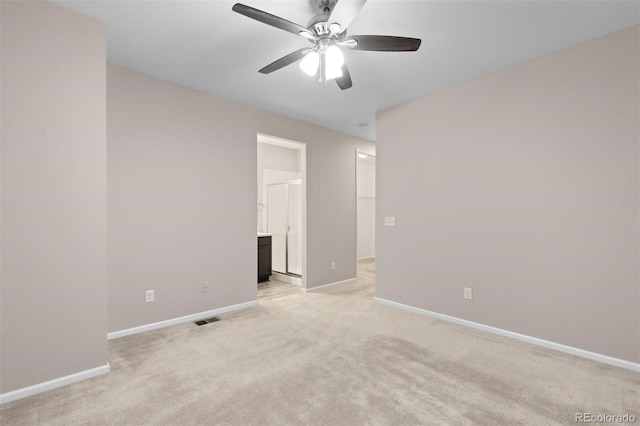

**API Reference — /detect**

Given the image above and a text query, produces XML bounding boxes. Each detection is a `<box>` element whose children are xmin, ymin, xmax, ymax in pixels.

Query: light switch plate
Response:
<box><xmin>384</xmin><ymin>217</ymin><xmax>396</xmax><ymax>227</ymax></box>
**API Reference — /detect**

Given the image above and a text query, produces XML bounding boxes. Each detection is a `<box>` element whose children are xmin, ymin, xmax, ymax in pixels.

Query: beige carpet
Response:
<box><xmin>1</xmin><ymin>260</ymin><xmax>638</xmax><ymax>425</ymax></box>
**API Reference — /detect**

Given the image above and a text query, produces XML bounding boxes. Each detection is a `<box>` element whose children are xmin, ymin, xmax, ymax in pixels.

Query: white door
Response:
<box><xmin>267</xmin><ymin>184</ymin><xmax>287</xmax><ymax>273</ymax></box>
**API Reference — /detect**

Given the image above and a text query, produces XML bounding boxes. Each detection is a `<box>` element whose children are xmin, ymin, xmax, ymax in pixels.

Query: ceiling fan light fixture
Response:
<box><xmin>325</xmin><ymin>62</ymin><xmax>343</xmax><ymax>80</ymax></box>
<box><xmin>324</xmin><ymin>45</ymin><xmax>344</xmax><ymax>80</ymax></box>
<box><xmin>299</xmin><ymin>51</ymin><xmax>320</xmax><ymax>76</ymax></box>
<box><xmin>232</xmin><ymin>1</ymin><xmax>422</xmax><ymax>91</ymax></box>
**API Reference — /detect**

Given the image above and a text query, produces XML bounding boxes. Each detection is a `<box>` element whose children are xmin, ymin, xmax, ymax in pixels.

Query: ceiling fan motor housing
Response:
<box><xmin>311</xmin><ymin>22</ymin><xmax>331</xmax><ymax>37</ymax></box>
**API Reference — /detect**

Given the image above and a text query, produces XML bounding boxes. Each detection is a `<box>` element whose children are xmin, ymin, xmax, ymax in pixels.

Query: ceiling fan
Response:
<box><xmin>232</xmin><ymin>0</ymin><xmax>421</xmax><ymax>90</ymax></box>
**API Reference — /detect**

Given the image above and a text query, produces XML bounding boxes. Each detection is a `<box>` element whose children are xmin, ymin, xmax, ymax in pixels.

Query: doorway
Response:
<box><xmin>257</xmin><ymin>134</ymin><xmax>306</xmax><ymax>298</ymax></box>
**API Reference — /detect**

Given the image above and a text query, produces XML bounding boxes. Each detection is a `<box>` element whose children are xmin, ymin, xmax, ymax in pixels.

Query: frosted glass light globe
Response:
<box><xmin>299</xmin><ymin>51</ymin><xmax>319</xmax><ymax>76</ymax></box>
<box><xmin>325</xmin><ymin>45</ymin><xmax>344</xmax><ymax>80</ymax></box>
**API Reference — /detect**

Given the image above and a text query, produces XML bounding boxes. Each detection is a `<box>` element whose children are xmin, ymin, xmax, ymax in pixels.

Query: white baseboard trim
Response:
<box><xmin>303</xmin><ymin>277</ymin><xmax>357</xmax><ymax>293</ymax></box>
<box><xmin>0</xmin><ymin>363</ymin><xmax>110</xmax><ymax>405</ymax></box>
<box><xmin>107</xmin><ymin>300</ymin><xmax>258</xmax><ymax>340</ymax></box>
<box><xmin>271</xmin><ymin>272</ymin><xmax>302</xmax><ymax>286</ymax></box>
<box><xmin>374</xmin><ymin>297</ymin><xmax>640</xmax><ymax>372</ymax></box>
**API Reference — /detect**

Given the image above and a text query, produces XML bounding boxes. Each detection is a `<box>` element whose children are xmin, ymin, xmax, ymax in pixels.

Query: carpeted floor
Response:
<box><xmin>1</xmin><ymin>260</ymin><xmax>638</xmax><ymax>425</ymax></box>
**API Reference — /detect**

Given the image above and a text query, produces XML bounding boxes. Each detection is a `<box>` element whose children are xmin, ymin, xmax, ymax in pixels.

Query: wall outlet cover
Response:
<box><xmin>464</xmin><ymin>287</ymin><xmax>473</xmax><ymax>300</ymax></box>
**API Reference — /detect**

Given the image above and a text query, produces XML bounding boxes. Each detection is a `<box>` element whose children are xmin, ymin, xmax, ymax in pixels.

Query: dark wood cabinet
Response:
<box><xmin>258</xmin><ymin>236</ymin><xmax>272</xmax><ymax>283</ymax></box>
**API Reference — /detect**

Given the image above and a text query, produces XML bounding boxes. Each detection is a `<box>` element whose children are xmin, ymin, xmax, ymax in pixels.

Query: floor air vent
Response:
<box><xmin>194</xmin><ymin>316</ymin><xmax>221</xmax><ymax>326</ymax></box>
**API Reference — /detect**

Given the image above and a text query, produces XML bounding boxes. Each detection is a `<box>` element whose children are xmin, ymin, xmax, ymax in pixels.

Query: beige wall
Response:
<box><xmin>1</xmin><ymin>2</ymin><xmax>108</xmax><ymax>393</ymax></box>
<box><xmin>376</xmin><ymin>26</ymin><xmax>639</xmax><ymax>363</ymax></box>
<box><xmin>107</xmin><ymin>66</ymin><xmax>374</xmax><ymax>332</ymax></box>
<box><xmin>257</xmin><ymin>143</ymin><xmax>301</xmax><ymax>174</ymax></box>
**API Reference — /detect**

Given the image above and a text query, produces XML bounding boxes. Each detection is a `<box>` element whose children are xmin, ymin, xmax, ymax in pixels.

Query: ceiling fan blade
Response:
<box><xmin>259</xmin><ymin>48</ymin><xmax>310</xmax><ymax>74</ymax></box>
<box><xmin>232</xmin><ymin>3</ymin><xmax>314</xmax><ymax>39</ymax></box>
<box><xmin>347</xmin><ymin>35</ymin><xmax>421</xmax><ymax>51</ymax></box>
<box><xmin>328</xmin><ymin>0</ymin><xmax>367</xmax><ymax>32</ymax></box>
<box><xmin>335</xmin><ymin>63</ymin><xmax>352</xmax><ymax>90</ymax></box>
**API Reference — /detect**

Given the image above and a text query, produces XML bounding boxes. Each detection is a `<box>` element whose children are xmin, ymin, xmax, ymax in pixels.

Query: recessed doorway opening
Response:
<box><xmin>257</xmin><ymin>134</ymin><xmax>307</xmax><ymax>299</ymax></box>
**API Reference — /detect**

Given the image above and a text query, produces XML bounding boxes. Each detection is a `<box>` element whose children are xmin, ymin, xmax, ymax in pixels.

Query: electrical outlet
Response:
<box><xmin>145</xmin><ymin>290</ymin><xmax>155</xmax><ymax>303</ymax></box>
<box><xmin>331</xmin><ymin>261</ymin><xmax>336</xmax><ymax>270</ymax></box>
<box><xmin>202</xmin><ymin>282</ymin><xmax>209</xmax><ymax>293</ymax></box>
<box><xmin>384</xmin><ymin>217</ymin><xmax>397</xmax><ymax>227</ymax></box>
<box><xmin>464</xmin><ymin>287</ymin><xmax>473</xmax><ymax>300</ymax></box>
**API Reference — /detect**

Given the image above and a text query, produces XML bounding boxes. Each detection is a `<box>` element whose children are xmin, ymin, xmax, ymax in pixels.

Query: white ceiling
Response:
<box><xmin>54</xmin><ymin>0</ymin><xmax>639</xmax><ymax>141</ymax></box>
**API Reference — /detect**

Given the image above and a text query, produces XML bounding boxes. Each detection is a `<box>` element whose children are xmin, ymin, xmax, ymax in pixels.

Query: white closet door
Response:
<box><xmin>267</xmin><ymin>184</ymin><xmax>286</xmax><ymax>273</ymax></box>
<box><xmin>287</xmin><ymin>182</ymin><xmax>302</xmax><ymax>275</ymax></box>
